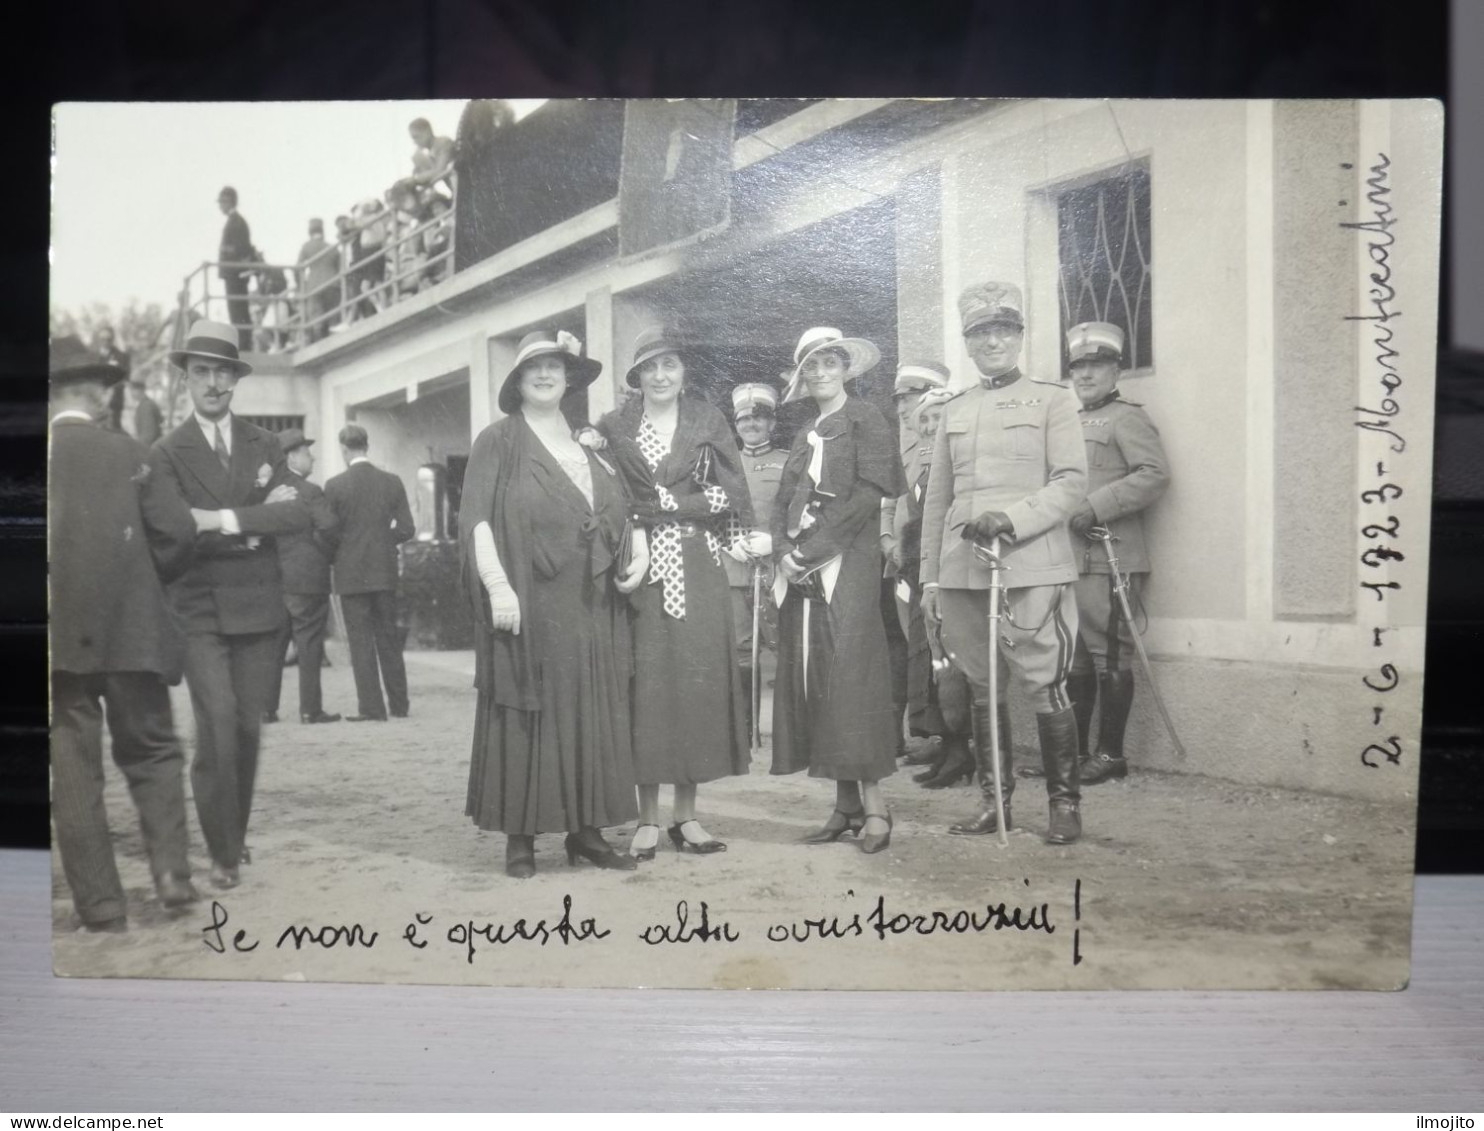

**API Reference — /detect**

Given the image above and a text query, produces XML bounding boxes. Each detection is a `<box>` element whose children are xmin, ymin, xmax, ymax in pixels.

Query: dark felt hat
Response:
<box><xmin>50</xmin><ymin>335</ymin><xmax>126</xmax><ymax>388</ymax></box>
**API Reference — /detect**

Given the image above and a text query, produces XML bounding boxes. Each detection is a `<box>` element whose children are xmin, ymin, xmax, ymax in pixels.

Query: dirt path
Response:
<box><xmin>52</xmin><ymin>642</ymin><xmax>1415</xmax><ymax>990</ymax></box>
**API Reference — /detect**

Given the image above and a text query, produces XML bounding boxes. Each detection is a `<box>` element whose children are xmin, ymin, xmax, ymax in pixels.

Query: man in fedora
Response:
<box><xmin>1063</xmin><ymin>320</ymin><xmax>1170</xmax><ymax>785</ymax></box>
<box><xmin>266</xmin><ymin>428</ymin><xmax>342</xmax><ymax>726</ymax></box>
<box><xmin>325</xmin><ymin>424</ymin><xmax>415</xmax><ymax>722</ymax></box>
<box><xmin>49</xmin><ymin>336</ymin><xmax>200</xmax><ymax>930</ymax></box>
<box><xmin>151</xmin><ymin>319</ymin><xmax>311</xmax><ymax>888</ymax></box>
<box><xmin>920</xmin><ymin>281</ymin><xmax>1089</xmax><ymax>845</ymax></box>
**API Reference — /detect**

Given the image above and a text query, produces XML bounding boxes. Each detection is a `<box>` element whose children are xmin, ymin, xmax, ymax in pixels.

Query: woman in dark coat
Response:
<box><xmin>771</xmin><ymin>327</ymin><xmax>907</xmax><ymax>854</ymax></box>
<box><xmin>460</xmin><ymin>329</ymin><xmax>649</xmax><ymax>878</ymax></box>
<box><xmin>596</xmin><ymin>326</ymin><xmax>760</xmax><ymax>859</ymax></box>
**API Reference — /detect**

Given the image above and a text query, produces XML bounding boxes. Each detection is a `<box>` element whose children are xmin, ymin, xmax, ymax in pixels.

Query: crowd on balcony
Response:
<box><xmin>215</xmin><ymin>117</ymin><xmax>459</xmax><ymax>355</ymax></box>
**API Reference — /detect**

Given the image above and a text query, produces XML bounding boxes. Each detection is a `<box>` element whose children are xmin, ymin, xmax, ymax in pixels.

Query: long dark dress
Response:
<box><xmin>460</xmin><ymin>414</ymin><xmax>638</xmax><ymax>834</ymax></box>
<box><xmin>597</xmin><ymin>395</ymin><xmax>753</xmax><ymax>786</ymax></box>
<box><xmin>771</xmin><ymin>396</ymin><xmax>907</xmax><ymax>782</ymax></box>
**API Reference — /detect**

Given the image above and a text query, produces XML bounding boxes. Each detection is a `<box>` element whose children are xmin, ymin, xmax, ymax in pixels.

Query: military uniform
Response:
<box><xmin>920</xmin><ymin>282</ymin><xmax>1088</xmax><ymax>844</ymax></box>
<box><xmin>1063</xmin><ymin>321</ymin><xmax>1170</xmax><ymax>784</ymax></box>
<box><xmin>723</xmin><ymin>382</ymin><xmax>788</xmax><ymax>659</ymax></box>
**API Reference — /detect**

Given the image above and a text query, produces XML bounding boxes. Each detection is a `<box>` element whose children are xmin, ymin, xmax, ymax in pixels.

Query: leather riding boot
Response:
<box><xmin>1068</xmin><ymin>667</ymin><xmax>1098</xmax><ymax>760</ymax></box>
<box><xmin>1083</xmin><ymin>670</ymin><xmax>1134</xmax><ymax>785</ymax></box>
<box><xmin>1038</xmin><ymin>707</ymin><xmax>1082</xmax><ymax>845</ymax></box>
<box><xmin>949</xmin><ymin>701</ymin><xmax>1014</xmax><ymax>835</ymax></box>
<box><xmin>919</xmin><ymin>733</ymin><xmax>973</xmax><ymax>788</ymax></box>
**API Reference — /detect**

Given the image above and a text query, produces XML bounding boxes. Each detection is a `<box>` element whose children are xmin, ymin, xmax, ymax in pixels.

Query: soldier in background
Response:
<box><xmin>49</xmin><ymin>337</ymin><xmax>200</xmax><ymax>930</ymax></box>
<box><xmin>723</xmin><ymin>381</ymin><xmax>787</xmax><ymax>682</ymax></box>
<box><xmin>1063</xmin><ymin>321</ymin><xmax>1170</xmax><ymax>784</ymax></box>
<box><xmin>920</xmin><ymin>282</ymin><xmax>1088</xmax><ymax>845</ymax></box>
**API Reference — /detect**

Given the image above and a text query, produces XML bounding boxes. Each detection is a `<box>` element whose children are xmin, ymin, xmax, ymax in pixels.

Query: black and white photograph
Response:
<box><xmin>46</xmin><ymin>96</ymin><xmax>1441</xmax><ymax>990</ymax></box>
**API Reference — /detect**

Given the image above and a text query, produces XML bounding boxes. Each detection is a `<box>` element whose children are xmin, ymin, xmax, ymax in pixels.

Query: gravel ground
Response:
<box><xmin>52</xmin><ymin>641</ymin><xmax>1416</xmax><ymax>991</ymax></box>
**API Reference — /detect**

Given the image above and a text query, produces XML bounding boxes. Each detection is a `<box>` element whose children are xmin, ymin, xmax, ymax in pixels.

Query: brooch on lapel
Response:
<box><xmin>130</xmin><ymin>462</ymin><xmax>150</xmax><ymax>484</ymax></box>
<box><xmin>256</xmin><ymin>463</ymin><xmax>273</xmax><ymax>488</ymax></box>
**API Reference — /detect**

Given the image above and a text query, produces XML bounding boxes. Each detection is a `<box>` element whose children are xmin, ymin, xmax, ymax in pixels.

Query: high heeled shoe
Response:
<box><xmin>668</xmin><ymin>820</ymin><xmax>727</xmax><ymax>854</ymax></box>
<box><xmin>801</xmin><ymin>807</ymin><xmax>865</xmax><ymax>844</ymax></box>
<box><xmin>860</xmin><ymin>811</ymin><xmax>893</xmax><ymax>855</ymax></box>
<box><xmin>565</xmin><ymin>831</ymin><xmax>638</xmax><ymax>871</ymax></box>
<box><xmin>505</xmin><ymin>834</ymin><xmax>536</xmax><ymax>879</ymax></box>
<box><xmin>629</xmin><ymin>824</ymin><xmax>662</xmax><ymax>861</ymax></box>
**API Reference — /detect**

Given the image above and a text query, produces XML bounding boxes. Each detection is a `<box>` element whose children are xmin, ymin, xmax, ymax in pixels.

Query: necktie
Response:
<box><xmin>214</xmin><ymin>423</ymin><xmax>230</xmax><ymax>470</ymax></box>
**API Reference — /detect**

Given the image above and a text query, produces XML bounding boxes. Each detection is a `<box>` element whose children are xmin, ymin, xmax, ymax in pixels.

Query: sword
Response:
<box><xmin>750</xmin><ymin>563</ymin><xmax>763</xmax><ymax>756</ymax></box>
<box><xmin>1088</xmin><ymin>526</ymin><xmax>1186</xmax><ymax>760</ymax></box>
<box><xmin>969</xmin><ymin>535</ymin><xmax>1011</xmax><ymax>848</ymax></box>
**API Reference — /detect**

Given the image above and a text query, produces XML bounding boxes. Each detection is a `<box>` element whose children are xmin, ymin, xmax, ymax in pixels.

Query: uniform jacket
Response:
<box><xmin>920</xmin><ymin>371</ymin><xmax>1087</xmax><ymax>590</ymax></box>
<box><xmin>723</xmin><ymin>445</ymin><xmax>788</xmax><ymax>588</ymax></box>
<box><xmin>325</xmin><ymin>460</ymin><xmax>415</xmax><ymax>594</ymax></box>
<box><xmin>50</xmin><ymin>418</ymin><xmax>196</xmax><ymax>680</ymax></box>
<box><xmin>276</xmin><ymin>471</ymin><xmax>339</xmax><ymax>595</ymax></box>
<box><xmin>151</xmin><ymin>414</ymin><xmax>311</xmax><ymax>636</ymax></box>
<box><xmin>888</xmin><ymin>442</ymin><xmax>935</xmax><ymax>578</ymax></box>
<box><xmin>878</xmin><ymin>426</ymin><xmax>917</xmax><ymax>540</ymax></box>
<box><xmin>1077</xmin><ymin>392</ymin><xmax>1170</xmax><ymax>575</ymax></box>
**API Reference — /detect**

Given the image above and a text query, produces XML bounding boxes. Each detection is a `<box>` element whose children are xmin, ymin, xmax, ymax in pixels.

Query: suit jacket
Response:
<box><xmin>219</xmin><ymin>211</ymin><xmax>252</xmax><ymax>280</ymax></box>
<box><xmin>151</xmin><ymin>414</ymin><xmax>311</xmax><ymax>635</ymax></box>
<box><xmin>276</xmin><ymin>471</ymin><xmax>338</xmax><ymax>595</ymax></box>
<box><xmin>325</xmin><ymin>461</ymin><xmax>415</xmax><ymax>594</ymax></box>
<box><xmin>50</xmin><ymin>418</ymin><xmax>195</xmax><ymax>680</ymax></box>
<box><xmin>1077</xmin><ymin>393</ymin><xmax>1170</xmax><ymax>575</ymax></box>
<box><xmin>920</xmin><ymin>372</ymin><xmax>1087</xmax><ymax>590</ymax></box>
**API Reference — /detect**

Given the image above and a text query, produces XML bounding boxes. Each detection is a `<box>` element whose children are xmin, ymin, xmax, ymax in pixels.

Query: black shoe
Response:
<box><xmin>920</xmin><ymin>735</ymin><xmax>974</xmax><ymax>788</ymax></box>
<box><xmin>801</xmin><ymin>807</ymin><xmax>865</xmax><ymax>844</ymax></box>
<box><xmin>84</xmin><ymin>916</ymin><xmax>128</xmax><ymax>934</ymax></box>
<box><xmin>301</xmin><ymin>711</ymin><xmax>342</xmax><ymax>724</ymax></box>
<box><xmin>156</xmin><ymin>874</ymin><xmax>200</xmax><ymax>908</ymax></box>
<box><xmin>346</xmin><ymin>714</ymin><xmax>388</xmax><ymax>722</ymax></box>
<box><xmin>905</xmin><ymin>736</ymin><xmax>943</xmax><ymax>768</ymax></box>
<box><xmin>912</xmin><ymin>742</ymin><xmax>950</xmax><ymax>784</ymax></box>
<box><xmin>1047</xmin><ymin>800</ymin><xmax>1082</xmax><ymax>845</ymax></box>
<box><xmin>859</xmin><ymin>810</ymin><xmax>892</xmax><ymax>855</ymax></box>
<box><xmin>565</xmin><ymin>829</ymin><xmax>638</xmax><ymax>870</ymax></box>
<box><xmin>668</xmin><ymin>820</ymin><xmax>727</xmax><ymax>854</ymax></box>
<box><xmin>629</xmin><ymin>824</ymin><xmax>662</xmax><ymax>861</ymax></box>
<box><xmin>1081</xmin><ymin>752</ymin><xmax>1128</xmax><ymax>785</ymax></box>
<box><xmin>505</xmin><ymin>834</ymin><xmax>536</xmax><ymax>879</ymax></box>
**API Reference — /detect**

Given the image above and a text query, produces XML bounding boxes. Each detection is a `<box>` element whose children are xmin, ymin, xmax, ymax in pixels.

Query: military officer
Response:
<box><xmin>880</xmin><ymin>360</ymin><xmax>951</xmax><ymax>626</ymax></box>
<box><xmin>920</xmin><ymin>281</ymin><xmax>1088</xmax><ymax>845</ymax></box>
<box><xmin>724</xmin><ymin>382</ymin><xmax>787</xmax><ymax>671</ymax></box>
<box><xmin>49</xmin><ymin>336</ymin><xmax>200</xmax><ymax>930</ymax></box>
<box><xmin>1064</xmin><ymin>321</ymin><xmax>1170</xmax><ymax>784</ymax></box>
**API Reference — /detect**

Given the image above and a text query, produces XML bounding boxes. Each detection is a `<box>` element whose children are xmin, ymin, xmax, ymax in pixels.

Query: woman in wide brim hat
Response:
<box><xmin>168</xmin><ymin>319</ymin><xmax>254</xmax><ymax>376</ymax></box>
<box><xmin>595</xmin><ymin>324</ymin><xmax>759</xmax><ymax>860</ymax></box>
<box><xmin>781</xmin><ymin>326</ymin><xmax>881</xmax><ymax>404</ymax></box>
<box><xmin>461</xmin><ymin>328</ymin><xmax>648</xmax><ymax>878</ymax></box>
<box><xmin>496</xmin><ymin>329</ymin><xmax>602</xmax><ymax>416</ymax></box>
<box><xmin>769</xmin><ymin>324</ymin><xmax>906</xmax><ymax>854</ymax></box>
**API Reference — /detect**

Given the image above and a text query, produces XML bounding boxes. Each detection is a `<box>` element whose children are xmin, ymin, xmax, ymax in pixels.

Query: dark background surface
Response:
<box><xmin>8</xmin><ymin>0</ymin><xmax>1474</xmax><ymax>869</ymax></box>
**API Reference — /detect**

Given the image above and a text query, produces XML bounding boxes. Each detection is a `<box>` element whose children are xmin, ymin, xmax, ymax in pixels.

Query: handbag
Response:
<box><xmin>616</xmin><ymin>516</ymin><xmax>637</xmax><ymax>575</ymax></box>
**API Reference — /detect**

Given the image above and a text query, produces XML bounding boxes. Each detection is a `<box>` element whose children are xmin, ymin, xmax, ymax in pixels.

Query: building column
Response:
<box><xmin>584</xmin><ymin>287</ymin><xmax>617</xmax><ymax>419</ymax></box>
<box><xmin>484</xmin><ymin>334</ymin><xmax>517</xmax><ymax>426</ymax></box>
<box><xmin>469</xmin><ymin>329</ymin><xmax>493</xmax><ymax>436</ymax></box>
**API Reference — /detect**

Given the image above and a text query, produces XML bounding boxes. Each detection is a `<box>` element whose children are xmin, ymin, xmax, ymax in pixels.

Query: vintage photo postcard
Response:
<box><xmin>47</xmin><ymin>97</ymin><xmax>1440</xmax><ymax>989</ymax></box>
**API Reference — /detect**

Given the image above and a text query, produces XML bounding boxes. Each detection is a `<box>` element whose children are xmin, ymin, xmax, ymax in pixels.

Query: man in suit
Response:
<box><xmin>1063</xmin><ymin>321</ymin><xmax>1170</xmax><ymax>785</ymax></box>
<box><xmin>920</xmin><ymin>281</ymin><xmax>1089</xmax><ymax>845</ymax></box>
<box><xmin>325</xmin><ymin>425</ymin><xmax>414</xmax><ymax>721</ymax></box>
<box><xmin>266</xmin><ymin>428</ymin><xmax>342</xmax><ymax>726</ymax></box>
<box><xmin>49</xmin><ymin>336</ymin><xmax>200</xmax><ymax>931</ymax></box>
<box><xmin>218</xmin><ymin>187</ymin><xmax>254</xmax><ymax>350</ymax></box>
<box><xmin>151</xmin><ymin>319</ymin><xmax>311</xmax><ymax>889</ymax></box>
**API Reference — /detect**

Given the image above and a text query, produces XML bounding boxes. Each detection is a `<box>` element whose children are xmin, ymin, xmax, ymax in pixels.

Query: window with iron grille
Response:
<box><xmin>241</xmin><ymin>415</ymin><xmax>305</xmax><ymax>435</ymax></box>
<box><xmin>1056</xmin><ymin>162</ymin><xmax>1153</xmax><ymax>372</ymax></box>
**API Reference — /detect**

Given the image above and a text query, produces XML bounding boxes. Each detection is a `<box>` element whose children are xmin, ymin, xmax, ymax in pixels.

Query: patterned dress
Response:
<box><xmin>599</xmin><ymin>397</ymin><xmax>753</xmax><ymax>786</ymax></box>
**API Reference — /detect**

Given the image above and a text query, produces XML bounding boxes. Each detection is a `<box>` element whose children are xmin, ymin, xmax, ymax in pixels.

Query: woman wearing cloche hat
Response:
<box><xmin>460</xmin><ymin>328</ymin><xmax>649</xmax><ymax>878</ymax></box>
<box><xmin>770</xmin><ymin>327</ymin><xmax>907</xmax><ymax>854</ymax></box>
<box><xmin>594</xmin><ymin>325</ymin><xmax>761</xmax><ymax>860</ymax></box>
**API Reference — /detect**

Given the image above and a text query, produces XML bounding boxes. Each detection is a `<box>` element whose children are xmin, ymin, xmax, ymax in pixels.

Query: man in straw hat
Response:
<box><xmin>49</xmin><ymin>336</ymin><xmax>201</xmax><ymax>930</ymax></box>
<box><xmin>265</xmin><ymin>428</ymin><xmax>343</xmax><ymax>727</ymax></box>
<box><xmin>151</xmin><ymin>319</ymin><xmax>312</xmax><ymax>889</ymax></box>
<box><xmin>919</xmin><ymin>282</ymin><xmax>1089</xmax><ymax>845</ymax></box>
<box><xmin>1062</xmin><ymin>320</ymin><xmax>1170</xmax><ymax>785</ymax></box>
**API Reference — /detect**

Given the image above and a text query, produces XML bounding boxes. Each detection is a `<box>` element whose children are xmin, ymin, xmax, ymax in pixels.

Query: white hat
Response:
<box><xmin>782</xmin><ymin>327</ymin><xmax>881</xmax><ymax>404</ymax></box>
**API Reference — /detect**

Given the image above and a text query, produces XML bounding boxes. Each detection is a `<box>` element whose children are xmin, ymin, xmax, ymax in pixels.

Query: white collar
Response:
<box><xmin>195</xmin><ymin>410</ymin><xmax>233</xmax><ymax>439</ymax></box>
<box><xmin>349</xmin><ymin>456</ymin><xmax>371</xmax><ymax>466</ymax></box>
